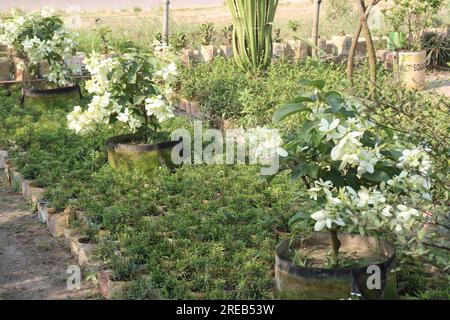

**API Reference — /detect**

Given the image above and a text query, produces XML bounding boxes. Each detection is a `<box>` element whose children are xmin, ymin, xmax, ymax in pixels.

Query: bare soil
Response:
<box><xmin>0</xmin><ymin>180</ymin><xmax>98</xmax><ymax>300</ymax></box>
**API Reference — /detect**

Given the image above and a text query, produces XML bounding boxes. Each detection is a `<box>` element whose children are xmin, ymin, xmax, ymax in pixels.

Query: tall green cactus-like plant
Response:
<box><xmin>225</xmin><ymin>0</ymin><xmax>279</xmax><ymax>72</ymax></box>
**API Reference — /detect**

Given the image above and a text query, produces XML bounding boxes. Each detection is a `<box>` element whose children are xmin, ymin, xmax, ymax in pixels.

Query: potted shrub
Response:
<box><xmin>199</xmin><ymin>22</ymin><xmax>217</xmax><ymax>63</ymax></box>
<box><xmin>67</xmin><ymin>52</ymin><xmax>180</xmax><ymax>174</ymax></box>
<box><xmin>47</xmin><ymin>207</ymin><xmax>74</xmax><ymax>238</ymax></box>
<box><xmin>383</xmin><ymin>0</ymin><xmax>445</xmax><ymax>89</ymax></box>
<box><xmin>0</xmin><ymin>7</ymin><xmax>77</xmax><ymax>86</ymax></box>
<box><xmin>270</xmin><ymin>79</ymin><xmax>434</xmax><ymax>299</ymax></box>
<box><xmin>76</xmin><ymin>224</ymin><xmax>101</xmax><ymax>267</ymax></box>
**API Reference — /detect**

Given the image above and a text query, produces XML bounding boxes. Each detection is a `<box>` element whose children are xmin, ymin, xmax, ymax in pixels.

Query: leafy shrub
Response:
<box><xmin>422</xmin><ymin>31</ymin><xmax>450</xmax><ymax>68</ymax></box>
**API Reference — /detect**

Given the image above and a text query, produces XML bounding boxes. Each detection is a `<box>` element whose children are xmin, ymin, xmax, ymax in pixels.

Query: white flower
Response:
<box><xmin>311</xmin><ymin>210</ymin><xmax>345</xmax><ymax>231</ymax></box>
<box><xmin>331</xmin><ymin>131</ymin><xmax>363</xmax><ymax>170</ymax></box>
<box><xmin>41</xmin><ymin>6</ymin><xmax>55</xmax><ymax>18</ymax></box>
<box><xmin>145</xmin><ymin>95</ymin><xmax>174</xmax><ymax>123</ymax></box>
<box><xmin>155</xmin><ymin>62</ymin><xmax>178</xmax><ymax>83</ymax></box>
<box><xmin>382</xmin><ymin>205</ymin><xmax>393</xmax><ymax>217</ymax></box>
<box><xmin>308</xmin><ymin>179</ymin><xmax>333</xmax><ymax>200</ymax></box>
<box><xmin>398</xmin><ymin>148</ymin><xmax>421</xmax><ymax>168</ymax></box>
<box><xmin>128</xmin><ymin>115</ymin><xmax>143</xmax><ymax>132</ymax></box>
<box><xmin>396</xmin><ymin>205</ymin><xmax>419</xmax><ymax>222</ymax></box>
<box><xmin>252</xmin><ymin>128</ymin><xmax>288</xmax><ymax>163</ymax></box>
<box><xmin>117</xmin><ymin>108</ymin><xmax>131</xmax><ymax>123</ymax></box>
<box><xmin>357</xmin><ymin>149</ymin><xmax>380</xmax><ymax>177</ymax></box>
<box><xmin>319</xmin><ymin>118</ymin><xmax>340</xmax><ymax>133</ymax></box>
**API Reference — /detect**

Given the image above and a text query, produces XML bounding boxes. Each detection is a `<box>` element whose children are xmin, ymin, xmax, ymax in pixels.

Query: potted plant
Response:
<box><xmin>67</xmin><ymin>51</ymin><xmax>180</xmax><ymax>174</ymax></box>
<box><xmin>383</xmin><ymin>0</ymin><xmax>445</xmax><ymax>89</ymax></box>
<box><xmin>219</xmin><ymin>25</ymin><xmax>233</xmax><ymax>58</ymax></box>
<box><xmin>76</xmin><ymin>223</ymin><xmax>101</xmax><ymax>267</ymax></box>
<box><xmin>199</xmin><ymin>22</ymin><xmax>217</xmax><ymax>63</ymax></box>
<box><xmin>270</xmin><ymin>79</ymin><xmax>434</xmax><ymax>299</ymax></box>
<box><xmin>0</xmin><ymin>7</ymin><xmax>77</xmax><ymax>86</ymax></box>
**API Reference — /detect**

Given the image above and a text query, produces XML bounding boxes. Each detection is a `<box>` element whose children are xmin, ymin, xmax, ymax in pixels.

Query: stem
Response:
<box><xmin>330</xmin><ymin>229</ymin><xmax>341</xmax><ymax>267</ymax></box>
<box><xmin>143</xmin><ymin>108</ymin><xmax>149</xmax><ymax>143</ymax></box>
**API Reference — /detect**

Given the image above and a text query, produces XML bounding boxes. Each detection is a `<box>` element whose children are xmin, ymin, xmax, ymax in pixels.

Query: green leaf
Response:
<box><xmin>291</xmin><ymin>92</ymin><xmax>317</xmax><ymax>103</ymax></box>
<box><xmin>291</xmin><ymin>162</ymin><xmax>319</xmax><ymax>180</ymax></box>
<box><xmin>289</xmin><ymin>211</ymin><xmax>311</xmax><ymax>225</ymax></box>
<box><xmin>417</xmin><ymin>226</ymin><xmax>427</xmax><ymax>241</ymax></box>
<box><xmin>325</xmin><ymin>91</ymin><xmax>343</xmax><ymax>111</ymax></box>
<box><xmin>133</xmin><ymin>95</ymin><xmax>146</xmax><ymax>105</ymax></box>
<box><xmin>363</xmin><ymin>170</ymin><xmax>390</xmax><ymax>182</ymax></box>
<box><xmin>300</xmin><ymin>78</ymin><xmax>325</xmax><ymax>89</ymax></box>
<box><xmin>273</xmin><ymin>103</ymin><xmax>306</xmax><ymax>123</ymax></box>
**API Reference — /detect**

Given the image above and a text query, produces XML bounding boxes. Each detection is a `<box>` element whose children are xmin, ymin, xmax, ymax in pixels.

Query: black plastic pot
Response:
<box><xmin>21</xmin><ymin>84</ymin><xmax>82</xmax><ymax>105</ymax></box>
<box><xmin>107</xmin><ymin>134</ymin><xmax>183</xmax><ymax>174</ymax></box>
<box><xmin>275</xmin><ymin>233</ymin><xmax>397</xmax><ymax>300</ymax></box>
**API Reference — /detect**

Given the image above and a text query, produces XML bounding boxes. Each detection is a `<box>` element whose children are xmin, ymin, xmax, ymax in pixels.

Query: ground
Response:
<box><xmin>426</xmin><ymin>70</ymin><xmax>450</xmax><ymax>98</ymax></box>
<box><xmin>0</xmin><ymin>180</ymin><xmax>97</xmax><ymax>300</ymax></box>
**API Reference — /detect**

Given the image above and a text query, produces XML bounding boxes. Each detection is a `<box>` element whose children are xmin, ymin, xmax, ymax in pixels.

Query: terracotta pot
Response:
<box><xmin>77</xmin><ymin>237</ymin><xmax>96</xmax><ymax>267</ymax></box>
<box><xmin>326</xmin><ymin>41</ymin><xmax>337</xmax><ymax>55</ymax></box>
<box><xmin>394</xmin><ymin>50</ymin><xmax>427</xmax><ymax>90</ymax></box>
<box><xmin>3</xmin><ymin>161</ymin><xmax>14</xmax><ymax>187</ymax></box>
<box><xmin>356</xmin><ymin>38</ymin><xmax>367</xmax><ymax>56</ymax></box>
<box><xmin>286</xmin><ymin>40</ymin><xmax>309</xmax><ymax>61</ymax></box>
<box><xmin>219</xmin><ymin>45</ymin><xmax>233</xmax><ymax>58</ymax></box>
<box><xmin>11</xmin><ymin>170</ymin><xmax>22</xmax><ymax>193</ymax></box>
<box><xmin>98</xmin><ymin>270</ymin><xmax>128</xmax><ymax>300</ymax></box>
<box><xmin>21</xmin><ymin>179</ymin><xmax>33</xmax><ymax>201</ymax></box>
<box><xmin>37</xmin><ymin>200</ymin><xmax>50</xmax><ymax>224</ymax></box>
<box><xmin>200</xmin><ymin>45</ymin><xmax>216</xmax><ymax>63</ymax></box>
<box><xmin>331</xmin><ymin>35</ymin><xmax>352</xmax><ymax>56</ymax></box>
<box><xmin>272</xmin><ymin>42</ymin><xmax>287</xmax><ymax>61</ymax></box>
<box><xmin>30</xmin><ymin>186</ymin><xmax>45</xmax><ymax>206</ymax></box>
<box><xmin>0</xmin><ymin>150</ymin><xmax>9</xmax><ymax>169</ymax></box>
<box><xmin>0</xmin><ymin>57</ymin><xmax>11</xmax><ymax>81</ymax></box>
<box><xmin>65</xmin><ymin>56</ymin><xmax>84</xmax><ymax>76</ymax></box>
<box><xmin>14</xmin><ymin>57</ymin><xmax>37</xmax><ymax>82</ymax></box>
<box><xmin>64</xmin><ymin>228</ymin><xmax>81</xmax><ymax>257</ymax></box>
<box><xmin>75</xmin><ymin>210</ymin><xmax>89</xmax><ymax>224</ymax></box>
<box><xmin>178</xmin><ymin>98</ymin><xmax>189</xmax><ymax>111</ymax></box>
<box><xmin>47</xmin><ymin>209</ymin><xmax>69</xmax><ymax>237</ymax></box>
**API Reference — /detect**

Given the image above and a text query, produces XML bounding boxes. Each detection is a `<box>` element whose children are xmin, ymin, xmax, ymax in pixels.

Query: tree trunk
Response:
<box><xmin>347</xmin><ymin>0</ymin><xmax>380</xmax><ymax>92</ymax></box>
<box><xmin>357</xmin><ymin>0</ymin><xmax>378</xmax><ymax>93</ymax></box>
<box><xmin>312</xmin><ymin>0</ymin><xmax>322</xmax><ymax>57</ymax></box>
<box><xmin>330</xmin><ymin>229</ymin><xmax>341</xmax><ymax>267</ymax></box>
<box><xmin>347</xmin><ymin>23</ymin><xmax>363</xmax><ymax>88</ymax></box>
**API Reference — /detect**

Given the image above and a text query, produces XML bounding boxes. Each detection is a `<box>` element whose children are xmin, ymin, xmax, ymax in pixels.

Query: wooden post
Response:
<box><xmin>312</xmin><ymin>0</ymin><xmax>322</xmax><ymax>57</ymax></box>
<box><xmin>162</xmin><ymin>0</ymin><xmax>170</xmax><ymax>45</ymax></box>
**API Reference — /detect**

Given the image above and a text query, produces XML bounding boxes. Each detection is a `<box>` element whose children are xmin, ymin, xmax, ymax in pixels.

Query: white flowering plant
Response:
<box><xmin>0</xmin><ymin>7</ymin><xmax>76</xmax><ymax>85</ymax></box>
<box><xmin>68</xmin><ymin>51</ymin><xmax>177</xmax><ymax>142</ymax></box>
<box><xmin>272</xmin><ymin>79</ymin><xmax>434</xmax><ymax>266</ymax></box>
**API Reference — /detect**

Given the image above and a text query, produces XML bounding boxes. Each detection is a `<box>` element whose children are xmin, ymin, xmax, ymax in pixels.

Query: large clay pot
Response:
<box><xmin>107</xmin><ymin>134</ymin><xmax>182</xmax><ymax>174</ymax></box>
<box><xmin>393</xmin><ymin>50</ymin><xmax>427</xmax><ymax>90</ymax></box>
<box><xmin>275</xmin><ymin>233</ymin><xmax>397</xmax><ymax>300</ymax></box>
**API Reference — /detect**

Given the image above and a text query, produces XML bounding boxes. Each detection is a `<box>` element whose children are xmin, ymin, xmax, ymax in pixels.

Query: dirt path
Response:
<box><xmin>0</xmin><ymin>180</ymin><xmax>97</xmax><ymax>300</ymax></box>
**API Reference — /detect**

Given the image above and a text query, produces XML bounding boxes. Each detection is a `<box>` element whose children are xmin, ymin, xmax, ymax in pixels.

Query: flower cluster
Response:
<box><xmin>273</xmin><ymin>79</ymin><xmax>434</xmax><ymax>245</ymax></box>
<box><xmin>0</xmin><ymin>7</ymin><xmax>77</xmax><ymax>85</ymax></box>
<box><xmin>68</xmin><ymin>52</ymin><xmax>177</xmax><ymax>137</ymax></box>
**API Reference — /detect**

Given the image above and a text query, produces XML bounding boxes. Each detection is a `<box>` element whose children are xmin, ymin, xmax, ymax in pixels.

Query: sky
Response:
<box><xmin>0</xmin><ymin>0</ymin><xmax>226</xmax><ymax>12</ymax></box>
